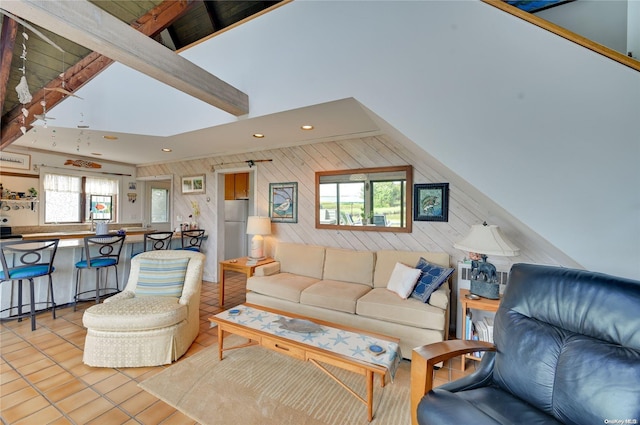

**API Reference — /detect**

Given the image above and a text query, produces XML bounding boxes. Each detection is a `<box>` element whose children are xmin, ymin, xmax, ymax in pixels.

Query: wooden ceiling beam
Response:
<box><xmin>0</xmin><ymin>0</ymin><xmax>217</xmax><ymax>149</ymax></box>
<box><xmin>2</xmin><ymin>1</ymin><xmax>249</xmax><ymax>115</ymax></box>
<box><xmin>0</xmin><ymin>16</ymin><xmax>19</xmax><ymax>118</ymax></box>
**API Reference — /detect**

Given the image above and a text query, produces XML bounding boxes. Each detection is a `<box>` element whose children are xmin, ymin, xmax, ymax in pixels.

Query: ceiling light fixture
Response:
<box><xmin>91</xmin><ymin>152</ymin><xmax>102</xmax><ymax>156</ymax></box>
<box><xmin>103</xmin><ymin>135</ymin><xmax>118</xmax><ymax>140</ymax></box>
<box><xmin>162</xmin><ymin>148</ymin><xmax>172</xmax><ymax>152</ymax></box>
<box><xmin>253</xmin><ymin>133</ymin><xmax>265</xmax><ymax>139</ymax></box>
<box><xmin>301</xmin><ymin>125</ymin><xmax>314</xmax><ymax>130</ymax></box>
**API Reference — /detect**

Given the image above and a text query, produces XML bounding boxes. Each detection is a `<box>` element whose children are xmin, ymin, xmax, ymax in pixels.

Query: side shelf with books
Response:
<box><xmin>460</xmin><ymin>288</ymin><xmax>501</xmax><ymax>371</ymax></box>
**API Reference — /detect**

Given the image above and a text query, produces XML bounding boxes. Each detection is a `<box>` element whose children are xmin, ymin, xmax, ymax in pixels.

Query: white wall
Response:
<box><xmin>172</xmin><ymin>1</ymin><xmax>639</xmax><ymax>279</ymax></box>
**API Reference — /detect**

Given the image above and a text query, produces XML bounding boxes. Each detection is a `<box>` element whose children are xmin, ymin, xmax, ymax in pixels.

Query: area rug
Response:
<box><xmin>139</xmin><ymin>336</ymin><xmax>411</xmax><ymax>425</ymax></box>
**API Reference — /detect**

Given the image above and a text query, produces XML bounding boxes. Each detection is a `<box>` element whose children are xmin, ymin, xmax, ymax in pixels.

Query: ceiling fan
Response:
<box><xmin>33</xmin><ymin>100</ymin><xmax>55</xmax><ymax>126</ymax></box>
<box><xmin>44</xmin><ymin>87</ymin><xmax>83</xmax><ymax>99</ymax></box>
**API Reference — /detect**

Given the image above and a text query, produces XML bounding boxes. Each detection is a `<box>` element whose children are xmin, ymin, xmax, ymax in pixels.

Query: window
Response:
<box><xmin>44</xmin><ymin>174</ymin><xmax>81</xmax><ymax>223</ymax></box>
<box><xmin>44</xmin><ymin>173</ymin><xmax>119</xmax><ymax>224</ymax></box>
<box><xmin>316</xmin><ymin>165</ymin><xmax>412</xmax><ymax>232</ymax></box>
<box><xmin>150</xmin><ymin>187</ymin><xmax>169</xmax><ymax>223</ymax></box>
<box><xmin>85</xmin><ymin>178</ymin><xmax>118</xmax><ymax>222</ymax></box>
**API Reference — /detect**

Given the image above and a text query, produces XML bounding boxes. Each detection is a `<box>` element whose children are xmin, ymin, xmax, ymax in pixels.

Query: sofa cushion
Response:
<box><xmin>386</xmin><ymin>262</ymin><xmax>421</xmax><ymax>299</ymax></box>
<box><xmin>357</xmin><ymin>288</ymin><xmax>445</xmax><ymax>329</ymax></box>
<box><xmin>323</xmin><ymin>248</ymin><xmax>375</xmax><ymax>286</ymax></box>
<box><xmin>410</xmin><ymin>257</ymin><xmax>455</xmax><ymax>302</ymax></box>
<box><xmin>275</xmin><ymin>242</ymin><xmax>325</xmax><ymax>279</ymax></box>
<box><xmin>418</xmin><ymin>386</ymin><xmax>563</xmax><ymax>425</ymax></box>
<box><xmin>247</xmin><ymin>273</ymin><xmax>319</xmax><ymax>303</ymax></box>
<box><xmin>83</xmin><ymin>296</ymin><xmax>187</xmax><ymax>331</ymax></box>
<box><xmin>300</xmin><ymin>280</ymin><xmax>371</xmax><ymax>314</ymax></box>
<box><xmin>135</xmin><ymin>257</ymin><xmax>190</xmax><ymax>297</ymax></box>
<box><xmin>374</xmin><ymin>250</ymin><xmax>450</xmax><ymax>288</ymax></box>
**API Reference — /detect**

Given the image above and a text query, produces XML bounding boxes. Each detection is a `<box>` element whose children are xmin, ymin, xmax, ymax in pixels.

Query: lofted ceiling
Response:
<box><xmin>1</xmin><ymin>1</ymin><xmax>371</xmax><ymax>166</ymax></box>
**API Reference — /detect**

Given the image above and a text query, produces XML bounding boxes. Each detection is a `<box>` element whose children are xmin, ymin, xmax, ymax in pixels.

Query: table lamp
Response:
<box><xmin>246</xmin><ymin>216</ymin><xmax>271</xmax><ymax>260</ymax></box>
<box><xmin>454</xmin><ymin>222</ymin><xmax>519</xmax><ymax>299</ymax></box>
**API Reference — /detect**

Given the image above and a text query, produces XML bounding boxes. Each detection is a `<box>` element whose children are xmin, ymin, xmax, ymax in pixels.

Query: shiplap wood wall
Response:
<box><xmin>137</xmin><ymin>133</ymin><xmax>580</xmax><ymax>285</ymax></box>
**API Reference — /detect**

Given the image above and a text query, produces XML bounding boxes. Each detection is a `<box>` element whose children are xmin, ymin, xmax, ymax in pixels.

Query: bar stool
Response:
<box><xmin>132</xmin><ymin>231</ymin><xmax>174</xmax><ymax>257</ymax></box>
<box><xmin>0</xmin><ymin>239</ymin><xmax>60</xmax><ymax>331</ymax></box>
<box><xmin>74</xmin><ymin>234</ymin><xmax>125</xmax><ymax>310</ymax></box>
<box><xmin>178</xmin><ymin>229</ymin><xmax>205</xmax><ymax>252</ymax></box>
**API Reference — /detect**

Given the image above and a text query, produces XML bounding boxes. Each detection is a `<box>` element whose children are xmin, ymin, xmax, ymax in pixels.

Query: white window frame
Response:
<box><xmin>41</xmin><ymin>169</ymin><xmax>121</xmax><ymax>225</ymax></box>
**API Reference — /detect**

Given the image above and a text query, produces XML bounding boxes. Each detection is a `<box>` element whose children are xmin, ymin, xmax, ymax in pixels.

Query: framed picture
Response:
<box><xmin>414</xmin><ymin>183</ymin><xmax>449</xmax><ymax>222</ymax></box>
<box><xmin>0</xmin><ymin>151</ymin><xmax>30</xmax><ymax>170</ymax></box>
<box><xmin>90</xmin><ymin>195</ymin><xmax>113</xmax><ymax>220</ymax></box>
<box><xmin>181</xmin><ymin>175</ymin><xmax>206</xmax><ymax>194</ymax></box>
<box><xmin>269</xmin><ymin>182</ymin><xmax>298</xmax><ymax>223</ymax></box>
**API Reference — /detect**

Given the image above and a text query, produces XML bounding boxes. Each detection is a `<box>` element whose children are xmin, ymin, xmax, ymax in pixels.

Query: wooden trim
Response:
<box><xmin>482</xmin><ymin>0</ymin><xmax>640</xmax><ymax>72</ymax></box>
<box><xmin>0</xmin><ymin>171</ymin><xmax>38</xmax><ymax>178</ymax></box>
<box><xmin>315</xmin><ymin>164</ymin><xmax>413</xmax><ymax>233</ymax></box>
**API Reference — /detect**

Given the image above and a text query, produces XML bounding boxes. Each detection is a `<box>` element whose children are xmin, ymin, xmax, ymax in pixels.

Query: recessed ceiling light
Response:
<box><xmin>301</xmin><ymin>125</ymin><xmax>314</xmax><ymax>130</ymax></box>
<box><xmin>253</xmin><ymin>133</ymin><xmax>265</xmax><ymax>139</ymax></box>
<box><xmin>103</xmin><ymin>135</ymin><xmax>118</xmax><ymax>140</ymax></box>
<box><xmin>162</xmin><ymin>148</ymin><xmax>172</xmax><ymax>152</ymax></box>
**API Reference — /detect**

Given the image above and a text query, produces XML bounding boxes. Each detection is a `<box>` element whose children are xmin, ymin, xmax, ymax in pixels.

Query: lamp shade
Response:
<box><xmin>454</xmin><ymin>223</ymin><xmax>519</xmax><ymax>257</ymax></box>
<box><xmin>246</xmin><ymin>216</ymin><xmax>271</xmax><ymax>236</ymax></box>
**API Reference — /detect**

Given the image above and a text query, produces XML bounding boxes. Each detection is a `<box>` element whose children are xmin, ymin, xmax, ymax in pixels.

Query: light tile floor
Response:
<box><xmin>1</xmin><ymin>272</ymin><xmax>475</xmax><ymax>424</ymax></box>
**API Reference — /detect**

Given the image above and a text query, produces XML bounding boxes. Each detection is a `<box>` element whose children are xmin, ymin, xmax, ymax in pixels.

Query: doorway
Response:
<box><xmin>138</xmin><ymin>176</ymin><xmax>173</xmax><ymax>232</ymax></box>
<box><xmin>216</xmin><ymin>169</ymin><xmax>256</xmax><ymax>261</ymax></box>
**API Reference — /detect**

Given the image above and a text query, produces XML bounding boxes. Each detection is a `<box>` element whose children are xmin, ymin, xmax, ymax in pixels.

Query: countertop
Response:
<box><xmin>21</xmin><ymin>228</ymin><xmax>155</xmax><ymax>240</ymax></box>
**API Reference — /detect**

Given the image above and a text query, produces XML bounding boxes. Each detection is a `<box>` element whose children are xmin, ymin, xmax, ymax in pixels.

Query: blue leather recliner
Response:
<box><xmin>411</xmin><ymin>263</ymin><xmax>640</xmax><ymax>425</ymax></box>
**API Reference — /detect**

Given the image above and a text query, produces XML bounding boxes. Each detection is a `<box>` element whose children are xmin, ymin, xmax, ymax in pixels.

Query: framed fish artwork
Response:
<box><xmin>90</xmin><ymin>195</ymin><xmax>113</xmax><ymax>220</ymax></box>
<box><xmin>414</xmin><ymin>183</ymin><xmax>449</xmax><ymax>222</ymax></box>
<box><xmin>269</xmin><ymin>182</ymin><xmax>297</xmax><ymax>223</ymax></box>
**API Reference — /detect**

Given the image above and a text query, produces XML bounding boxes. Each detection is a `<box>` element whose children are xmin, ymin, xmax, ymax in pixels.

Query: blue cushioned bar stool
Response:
<box><xmin>179</xmin><ymin>229</ymin><xmax>204</xmax><ymax>252</ymax></box>
<box><xmin>132</xmin><ymin>231</ymin><xmax>174</xmax><ymax>257</ymax></box>
<box><xmin>74</xmin><ymin>234</ymin><xmax>125</xmax><ymax>310</ymax></box>
<box><xmin>0</xmin><ymin>239</ymin><xmax>60</xmax><ymax>331</ymax></box>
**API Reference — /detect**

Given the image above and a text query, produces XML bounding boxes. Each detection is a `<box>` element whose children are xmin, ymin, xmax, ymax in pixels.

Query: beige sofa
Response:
<box><xmin>246</xmin><ymin>242</ymin><xmax>451</xmax><ymax>358</ymax></box>
<box><xmin>82</xmin><ymin>250</ymin><xmax>205</xmax><ymax>367</ymax></box>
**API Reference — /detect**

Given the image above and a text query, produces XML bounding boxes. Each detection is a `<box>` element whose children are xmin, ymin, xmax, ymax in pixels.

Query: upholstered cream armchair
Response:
<box><xmin>82</xmin><ymin>250</ymin><xmax>205</xmax><ymax>368</ymax></box>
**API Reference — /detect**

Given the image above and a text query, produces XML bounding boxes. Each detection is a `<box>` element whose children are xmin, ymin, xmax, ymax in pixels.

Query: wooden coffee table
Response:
<box><xmin>209</xmin><ymin>303</ymin><xmax>401</xmax><ymax>422</ymax></box>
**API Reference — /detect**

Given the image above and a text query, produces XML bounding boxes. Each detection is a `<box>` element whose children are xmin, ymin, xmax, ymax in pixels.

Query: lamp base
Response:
<box><xmin>248</xmin><ymin>256</ymin><xmax>266</xmax><ymax>261</ymax></box>
<box><xmin>470</xmin><ymin>279</ymin><xmax>500</xmax><ymax>299</ymax></box>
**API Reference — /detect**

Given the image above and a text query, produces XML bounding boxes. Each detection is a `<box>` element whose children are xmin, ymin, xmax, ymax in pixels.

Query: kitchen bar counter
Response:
<box><xmin>1</xmin><ymin>232</ymin><xmax>204</xmax><ymax>320</ymax></box>
<box><xmin>21</xmin><ymin>228</ymin><xmax>154</xmax><ymax>240</ymax></box>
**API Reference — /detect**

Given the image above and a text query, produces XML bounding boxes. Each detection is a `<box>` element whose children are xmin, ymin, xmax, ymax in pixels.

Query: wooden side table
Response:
<box><xmin>218</xmin><ymin>257</ymin><xmax>274</xmax><ymax>306</ymax></box>
<box><xmin>459</xmin><ymin>288</ymin><xmax>501</xmax><ymax>371</ymax></box>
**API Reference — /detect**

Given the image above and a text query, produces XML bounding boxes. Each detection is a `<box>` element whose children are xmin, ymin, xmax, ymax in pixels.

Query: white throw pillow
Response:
<box><xmin>386</xmin><ymin>262</ymin><xmax>422</xmax><ymax>299</ymax></box>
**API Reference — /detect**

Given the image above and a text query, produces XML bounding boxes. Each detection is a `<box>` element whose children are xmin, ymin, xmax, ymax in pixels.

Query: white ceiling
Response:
<box><xmin>13</xmin><ymin>96</ymin><xmax>382</xmax><ymax>165</ymax></box>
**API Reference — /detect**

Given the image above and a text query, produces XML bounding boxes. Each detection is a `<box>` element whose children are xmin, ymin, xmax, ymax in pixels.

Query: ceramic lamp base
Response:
<box><xmin>470</xmin><ymin>279</ymin><xmax>500</xmax><ymax>299</ymax></box>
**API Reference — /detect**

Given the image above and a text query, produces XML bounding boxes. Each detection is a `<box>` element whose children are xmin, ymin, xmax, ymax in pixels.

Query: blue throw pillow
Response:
<box><xmin>410</xmin><ymin>257</ymin><xmax>454</xmax><ymax>303</ymax></box>
<box><xmin>135</xmin><ymin>258</ymin><xmax>189</xmax><ymax>297</ymax></box>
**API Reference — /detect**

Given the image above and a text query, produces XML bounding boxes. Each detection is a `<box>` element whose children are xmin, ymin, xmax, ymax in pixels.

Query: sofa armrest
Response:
<box><xmin>254</xmin><ymin>261</ymin><xmax>281</xmax><ymax>277</ymax></box>
<box><xmin>410</xmin><ymin>340</ymin><xmax>495</xmax><ymax>425</ymax></box>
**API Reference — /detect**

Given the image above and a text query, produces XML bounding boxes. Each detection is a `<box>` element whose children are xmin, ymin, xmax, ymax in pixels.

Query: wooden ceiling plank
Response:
<box><xmin>0</xmin><ymin>52</ymin><xmax>113</xmax><ymax>150</ymax></box>
<box><xmin>0</xmin><ymin>16</ymin><xmax>19</xmax><ymax>118</ymax></box>
<box><xmin>203</xmin><ymin>1</ymin><xmax>222</xmax><ymax>32</ymax></box>
<box><xmin>1</xmin><ymin>0</ymin><xmax>249</xmax><ymax>116</ymax></box>
<box><xmin>1</xmin><ymin>0</ymin><xmax>240</xmax><ymax>149</ymax></box>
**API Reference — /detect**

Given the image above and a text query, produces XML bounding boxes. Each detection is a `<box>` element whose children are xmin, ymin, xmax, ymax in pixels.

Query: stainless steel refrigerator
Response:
<box><xmin>224</xmin><ymin>200</ymin><xmax>248</xmax><ymax>259</ymax></box>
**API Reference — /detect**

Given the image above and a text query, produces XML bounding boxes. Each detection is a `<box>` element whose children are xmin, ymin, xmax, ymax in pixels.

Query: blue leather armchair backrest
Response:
<box><xmin>492</xmin><ymin>263</ymin><xmax>640</xmax><ymax>425</ymax></box>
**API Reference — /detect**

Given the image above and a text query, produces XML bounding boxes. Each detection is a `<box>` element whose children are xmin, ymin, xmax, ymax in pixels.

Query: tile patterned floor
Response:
<box><xmin>1</xmin><ymin>271</ymin><xmax>475</xmax><ymax>424</ymax></box>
